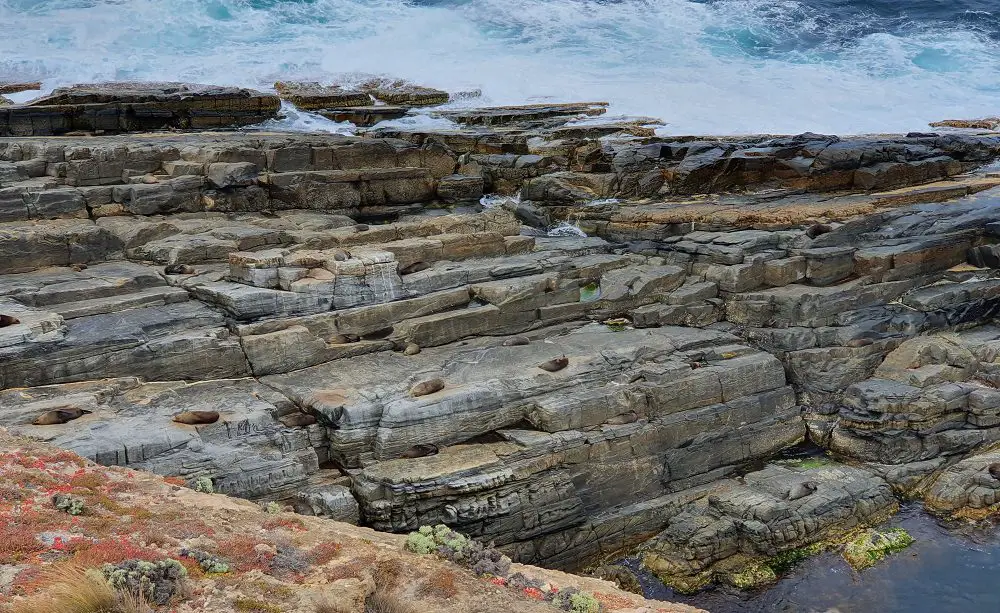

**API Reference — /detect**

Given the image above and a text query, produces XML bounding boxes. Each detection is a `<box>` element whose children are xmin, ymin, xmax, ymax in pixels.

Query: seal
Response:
<box><xmin>538</xmin><ymin>356</ymin><xmax>569</xmax><ymax>372</ymax></box>
<box><xmin>502</xmin><ymin>336</ymin><xmax>530</xmax><ymax>347</ymax></box>
<box><xmin>786</xmin><ymin>481</ymin><xmax>818</xmax><ymax>501</ymax></box>
<box><xmin>403</xmin><ymin>343</ymin><xmax>421</xmax><ymax>356</ymax></box>
<box><xmin>399</xmin><ymin>261</ymin><xmax>430</xmax><ymax>275</ymax></box>
<box><xmin>400</xmin><ymin>443</ymin><xmax>439</xmax><ymax>459</ymax></box>
<box><xmin>70</xmin><ymin>263</ymin><xmax>88</xmax><ymax>272</ymax></box>
<box><xmin>606</xmin><ymin>411</ymin><xmax>639</xmax><ymax>425</ymax></box>
<box><xmin>32</xmin><ymin>407</ymin><xmax>92</xmax><ymax>425</ymax></box>
<box><xmin>278</xmin><ymin>413</ymin><xmax>317</xmax><ymax>428</ymax></box>
<box><xmin>164</xmin><ymin>264</ymin><xmax>196</xmax><ymax>275</ymax></box>
<box><xmin>988</xmin><ymin>462</ymin><xmax>1000</xmax><ymax>481</ymax></box>
<box><xmin>172</xmin><ymin>410</ymin><xmax>220</xmax><ymax>425</ymax></box>
<box><xmin>331</xmin><ymin>334</ymin><xmax>360</xmax><ymax>344</ymax></box>
<box><xmin>845</xmin><ymin>337</ymin><xmax>874</xmax><ymax>348</ymax></box>
<box><xmin>354</xmin><ymin>224</ymin><xmax>370</xmax><ymax>232</ymax></box>
<box><xmin>805</xmin><ymin>223</ymin><xmax>833</xmax><ymax>239</ymax></box>
<box><xmin>330</xmin><ymin>248</ymin><xmax>350</xmax><ymax>262</ymax></box>
<box><xmin>0</xmin><ymin>314</ymin><xmax>20</xmax><ymax>328</ymax></box>
<box><xmin>410</xmin><ymin>378</ymin><xmax>445</xmax><ymax>397</ymax></box>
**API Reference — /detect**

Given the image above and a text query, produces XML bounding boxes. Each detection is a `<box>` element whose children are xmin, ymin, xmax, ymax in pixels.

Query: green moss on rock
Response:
<box><xmin>843</xmin><ymin>528</ymin><xmax>914</xmax><ymax>570</ymax></box>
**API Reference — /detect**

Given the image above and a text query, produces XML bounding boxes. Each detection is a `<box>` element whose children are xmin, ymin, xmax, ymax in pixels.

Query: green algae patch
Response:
<box><xmin>727</xmin><ymin>561</ymin><xmax>777</xmax><ymax>589</ymax></box>
<box><xmin>843</xmin><ymin>528</ymin><xmax>914</xmax><ymax>570</ymax></box>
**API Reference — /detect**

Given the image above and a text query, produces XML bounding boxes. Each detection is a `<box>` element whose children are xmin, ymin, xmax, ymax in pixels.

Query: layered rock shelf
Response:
<box><xmin>5</xmin><ymin>81</ymin><xmax>1000</xmax><ymax>593</ymax></box>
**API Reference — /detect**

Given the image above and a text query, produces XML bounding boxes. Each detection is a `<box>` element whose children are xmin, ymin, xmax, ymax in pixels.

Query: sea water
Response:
<box><xmin>1</xmin><ymin>0</ymin><xmax>998</xmax><ymax>134</ymax></box>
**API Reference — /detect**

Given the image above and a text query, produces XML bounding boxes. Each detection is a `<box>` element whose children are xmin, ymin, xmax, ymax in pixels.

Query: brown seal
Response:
<box><xmin>538</xmin><ymin>356</ymin><xmax>569</xmax><ymax>372</ymax></box>
<box><xmin>331</xmin><ymin>334</ymin><xmax>360</xmax><ymax>344</ymax></box>
<box><xmin>32</xmin><ymin>407</ymin><xmax>92</xmax><ymax>425</ymax></box>
<box><xmin>502</xmin><ymin>336</ymin><xmax>530</xmax><ymax>347</ymax></box>
<box><xmin>354</xmin><ymin>224</ymin><xmax>370</xmax><ymax>232</ymax></box>
<box><xmin>164</xmin><ymin>264</ymin><xmax>196</xmax><ymax>275</ymax></box>
<box><xmin>786</xmin><ymin>481</ymin><xmax>818</xmax><ymax>501</ymax></box>
<box><xmin>0</xmin><ymin>314</ymin><xmax>20</xmax><ymax>328</ymax></box>
<box><xmin>70</xmin><ymin>263</ymin><xmax>88</xmax><ymax>272</ymax></box>
<box><xmin>410</xmin><ymin>378</ymin><xmax>445</xmax><ymax>397</ymax></box>
<box><xmin>399</xmin><ymin>261</ymin><xmax>430</xmax><ymax>275</ymax></box>
<box><xmin>403</xmin><ymin>343</ymin><xmax>421</xmax><ymax>356</ymax></box>
<box><xmin>845</xmin><ymin>337</ymin><xmax>875</xmax><ymax>348</ymax></box>
<box><xmin>988</xmin><ymin>463</ymin><xmax>1000</xmax><ymax>481</ymax></box>
<box><xmin>172</xmin><ymin>410</ymin><xmax>220</xmax><ymax>425</ymax></box>
<box><xmin>278</xmin><ymin>413</ymin><xmax>317</xmax><ymax>428</ymax></box>
<box><xmin>805</xmin><ymin>223</ymin><xmax>833</xmax><ymax>239</ymax></box>
<box><xmin>606</xmin><ymin>411</ymin><xmax>639</xmax><ymax>425</ymax></box>
<box><xmin>400</xmin><ymin>444</ymin><xmax>439</xmax><ymax>459</ymax></box>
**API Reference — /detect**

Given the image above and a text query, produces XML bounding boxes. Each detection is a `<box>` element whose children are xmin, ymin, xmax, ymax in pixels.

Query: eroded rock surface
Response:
<box><xmin>4</xmin><ymin>85</ymin><xmax>1000</xmax><ymax>580</ymax></box>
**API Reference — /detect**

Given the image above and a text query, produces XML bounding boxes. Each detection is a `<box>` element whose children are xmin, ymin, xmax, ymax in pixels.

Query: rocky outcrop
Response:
<box><xmin>0</xmin><ymin>82</ymin><xmax>279</xmax><ymax>136</ymax></box>
<box><xmin>5</xmin><ymin>84</ymin><xmax>1000</xmax><ymax>584</ymax></box>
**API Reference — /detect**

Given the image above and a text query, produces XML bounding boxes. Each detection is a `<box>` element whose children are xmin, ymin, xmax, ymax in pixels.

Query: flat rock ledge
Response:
<box><xmin>4</xmin><ymin>82</ymin><xmax>1000</xmax><ymax>584</ymax></box>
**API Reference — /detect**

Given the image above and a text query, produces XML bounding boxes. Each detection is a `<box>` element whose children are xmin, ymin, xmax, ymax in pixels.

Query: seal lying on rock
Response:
<box><xmin>70</xmin><ymin>264</ymin><xmax>88</xmax><ymax>272</ymax></box>
<box><xmin>0</xmin><ymin>314</ymin><xmax>20</xmax><ymax>327</ymax></box>
<box><xmin>330</xmin><ymin>249</ymin><xmax>349</xmax><ymax>262</ymax></box>
<box><xmin>403</xmin><ymin>343</ymin><xmax>421</xmax><ymax>356</ymax></box>
<box><xmin>399</xmin><ymin>261</ymin><xmax>430</xmax><ymax>275</ymax></box>
<box><xmin>410</xmin><ymin>378</ymin><xmax>445</xmax><ymax>397</ymax></box>
<box><xmin>502</xmin><ymin>336</ymin><xmax>531</xmax><ymax>347</ymax></box>
<box><xmin>988</xmin><ymin>463</ymin><xmax>1000</xmax><ymax>481</ymax></box>
<box><xmin>845</xmin><ymin>337</ymin><xmax>875</xmax><ymax>348</ymax></box>
<box><xmin>172</xmin><ymin>410</ymin><xmax>220</xmax><ymax>425</ymax></box>
<box><xmin>32</xmin><ymin>407</ymin><xmax>92</xmax><ymax>425</ymax></box>
<box><xmin>538</xmin><ymin>356</ymin><xmax>569</xmax><ymax>372</ymax></box>
<box><xmin>401</xmin><ymin>443</ymin><xmax>439</xmax><ymax>459</ymax></box>
<box><xmin>279</xmin><ymin>413</ymin><xmax>317</xmax><ymax>427</ymax></box>
<box><xmin>331</xmin><ymin>334</ymin><xmax>360</xmax><ymax>344</ymax></box>
<box><xmin>785</xmin><ymin>481</ymin><xmax>818</xmax><ymax>501</ymax></box>
<box><xmin>164</xmin><ymin>264</ymin><xmax>196</xmax><ymax>275</ymax></box>
<box><xmin>805</xmin><ymin>223</ymin><xmax>834</xmax><ymax>239</ymax></box>
<box><xmin>354</xmin><ymin>224</ymin><xmax>369</xmax><ymax>232</ymax></box>
<box><xmin>606</xmin><ymin>411</ymin><xmax>639</xmax><ymax>425</ymax></box>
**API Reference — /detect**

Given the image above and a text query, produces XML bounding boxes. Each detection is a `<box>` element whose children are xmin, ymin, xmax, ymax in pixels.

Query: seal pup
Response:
<box><xmin>400</xmin><ymin>443</ymin><xmax>439</xmax><ymax>459</ymax></box>
<box><xmin>279</xmin><ymin>413</ymin><xmax>317</xmax><ymax>428</ymax></box>
<box><xmin>410</xmin><ymin>378</ymin><xmax>445</xmax><ymax>397</ymax></box>
<box><xmin>32</xmin><ymin>407</ymin><xmax>92</xmax><ymax>425</ymax></box>
<box><xmin>403</xmin><ymin>343</ymin><xmax>421</xmax><ymax>356</ymax></box>
<box><xmin>399</xmin><ymin>261</ymin><xmax>430</xmax><ymax>275</ymax></box>
<box><xmin>988</xmin><ymin>462</ymin><xmax>1000</xmax><ymax>481</ymax></box>
<box><xmin>330</xmin><ymin>248</ymin><xmax>350</xmax><ymax>262</ymax></box>
<box><xmin>845</xmin><ymin>337</ymin><xmax>874</xmax><ymax>348</ymax></box>
<box><xmin>502</xmin><ymin>336</ymin><xmax>531</xmax><ymax>347</ymax></box>
<box><xmin>538</xmin><ymin>356</ymin><xmax>569</xmax><ymax>372</ymax></box>
<box><xmin>785</xmin><ymin>481</ymin><xmax>818</xmax><ymax>501</ymax></box>
<box><xmin>172</xmin><ymin>410</ymin><xmax>220</xmax><ymax>425</ymax></box>
<box><xmin>606</xmin><ymin>411</ymin><xmax>639</xmax><ymax>425</ymax></box>
<box><xmin>354</xmin><ymin>224</ymin><xmax>370</xmax><ymax>232</ymax></box>
<box><xmin>164</xmin><ymin>264</ymin><xmax>196</xmax><ymax>275</ymax></box>
<box><xmin>70</xmin><ymin>263</ymin><xmax>88</xmax><ymax>272</ymax></box>
<box><xmin>331</xmin><ymin>334</ymin><xmax>360</xmax><ymax>344</ymax></box>
<box><xmin>0</xmin><ymin>314</ymin><xmax>20</xmax><ymax>328</ymax></box>
<box><xmin>805</xmin><ymin>223</ymin><xmax>834</xmax><ymax>239</ymax></box>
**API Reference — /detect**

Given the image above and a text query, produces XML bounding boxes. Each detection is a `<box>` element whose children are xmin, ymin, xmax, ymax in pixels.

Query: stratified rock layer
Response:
<box><xmin>4</xmin><ymin>88</ymin><xmax>1000</xmax><ymax>580</ymax></box>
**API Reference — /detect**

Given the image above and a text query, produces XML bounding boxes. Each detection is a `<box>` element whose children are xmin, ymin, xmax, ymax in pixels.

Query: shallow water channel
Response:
<box><xmin>622</xmin><ymin>505</ymin><xmax>1000</xmax><ymax>613</ymax></box>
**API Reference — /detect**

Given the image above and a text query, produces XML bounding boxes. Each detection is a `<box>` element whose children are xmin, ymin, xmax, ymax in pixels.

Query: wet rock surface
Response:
<box><xmin>4</xmin><ymin>82</ymin><xmax>1000</xmax><ymax>584</ymax></box>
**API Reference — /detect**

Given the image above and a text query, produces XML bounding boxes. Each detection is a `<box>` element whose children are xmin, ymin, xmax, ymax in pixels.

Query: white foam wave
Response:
<box><xmin>1</xmin><ymin>0</ymin><xmax>998</xmax><ymax>135</ymax></box>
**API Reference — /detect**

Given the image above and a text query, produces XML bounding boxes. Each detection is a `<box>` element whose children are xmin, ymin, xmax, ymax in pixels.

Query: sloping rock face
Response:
<box><xmin>4</xmin><ymin>89</ymin><xmax>1000</xmax><ymax>580</ymax></box>
<box><xmin>0</xmin><ymin>82</ymin><xmax>279</xmax><ymax>136</ymax></box>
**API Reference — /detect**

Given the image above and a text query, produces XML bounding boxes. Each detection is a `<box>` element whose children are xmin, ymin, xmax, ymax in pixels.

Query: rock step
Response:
<box><xmin>51</xmin><ymin>285</ymin><xmax>190</xmax><ymax>319</ymax></box>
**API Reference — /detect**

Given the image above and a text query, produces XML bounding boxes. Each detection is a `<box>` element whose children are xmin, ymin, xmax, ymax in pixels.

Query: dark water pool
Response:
<box><xmin>623</xmin><ymin>506</ymin><xmax>1000</xmax><ymax>613</ymax></box>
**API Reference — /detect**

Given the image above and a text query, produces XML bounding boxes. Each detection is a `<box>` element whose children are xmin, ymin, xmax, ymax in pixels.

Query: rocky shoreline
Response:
<box><xmin>4</xmin><ymin>80</ymin><xmax>1000</xmax><ymax>603</ymax></box>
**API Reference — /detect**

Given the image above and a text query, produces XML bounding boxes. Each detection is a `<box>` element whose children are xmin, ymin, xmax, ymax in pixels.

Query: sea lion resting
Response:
<box><xmin>400</xmin><ymin>443</ymin><xmax>439</xmax><ymax>459</ymax></box>
<box><xmin>164</xmin><ymin>264</ymin><xmax>196</xmax><ymax>275</ymax></box>
<box><xmin>278</xmin><ymin>413</ymin><xmax>317</xmax><ymax>427</ymax></box>
<box><xmin>805</xmin><ymin>223</ymin><xmax>833</xmax><ymax>239</ymax></box>
<box><xmin>399</xmin><ymin>261</ymin><xmax>430</xmax><ymax>275</ymax></box>
<box><xmin>785</xmin><ymin>481</ymin><xmax>818</xmax><ymax>501</ymax></box>
<box><xmin>410</xmin><ymin>378</ymin><xmax>445</xmax><ymax>397</ymax></box>
<box><xmin>32</xmin><ymin>407</ymin><xmax>92</xmax><ymax>425</ymax></box>
<box><xmin>538</xmin><ymin>356</ymin><xmax>569</xmax><ymax>372</ymax></box>
<box><xmin>988</xmin><ymin>462</ymin><xmax>1000</xmax><ymax>481</ymax></box>
<box><xmin>172</xmin><ymin>410</ymin><xmax>220</xmax><ymax>425</ymax></box>
<box><xmin>0</xmin><ymin>314</ymin><xmax>20</xmax><ymax>328</ymax></box>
